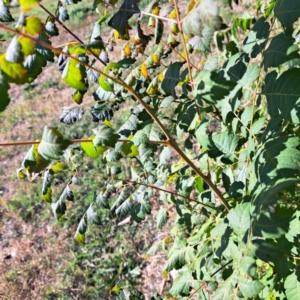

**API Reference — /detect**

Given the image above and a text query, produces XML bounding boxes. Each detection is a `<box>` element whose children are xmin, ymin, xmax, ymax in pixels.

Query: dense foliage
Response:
<box><xmin>1</xmin><ymin>0</ymin><xmax>300</xmax><ymax>298</ymax></box>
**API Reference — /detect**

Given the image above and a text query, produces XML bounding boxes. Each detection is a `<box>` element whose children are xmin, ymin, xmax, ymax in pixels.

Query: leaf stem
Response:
<box><xmin>122</xmin><ymin>179</ymin><xmax>219</xmax><ymax>211</ymax></box>
<box><xmin>38</xmin><ymin>3</ymin><xmax>107</xmax><ymax>66</ymax></box>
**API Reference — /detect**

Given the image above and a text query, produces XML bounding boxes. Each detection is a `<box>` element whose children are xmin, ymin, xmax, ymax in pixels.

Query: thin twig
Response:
<box><xmin>123</xmin><ymin>179</ymin><xmax>219</xmax><ymax>211</ymax></box>
<box><xmin>38</xmin><ymin>3</ymin><xmax>107</xmax><ymax>66</ymax></box>
<box><xmin>141</xmin><ymin>11</ymin><xmax>177</xmax><ymax>23</ymax></box>
<box><xmin>210</xmin><ymin>259</ymin><xmax>233</xmax><ymax>277</ymax></box>
<box><xmin>173</xmin><ymin>0</ymin><xmax>194</xmax><ymax>89</ymax></box>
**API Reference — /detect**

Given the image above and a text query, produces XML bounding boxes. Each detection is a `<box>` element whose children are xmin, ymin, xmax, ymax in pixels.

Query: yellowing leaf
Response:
<box><xmin>140</xmin><ymin>63</ymin><xmax>149</xmax><ymax>78</ymax></box>
<box><xmin>114</xmin><ymin>30</ymin><xmax>121</xmax><ymax>40</ymax></box>
<box><xmin>158</xmin><ymin>72</ymin><xmax>164</xmax><ymax>82</ymax></box>
<box><xmin>171</xmin><ymin>23</ymin><xmax>179</xmax><ymax>34</ymax></box>
<box><xmin>151</xmin><ymin>6</ymin><xmax>160</xmax><ymax>15</ymax></box>
<box><xmin>0</xmin><ymin>54</ymin><xmax>28</xmax><ymax>84</ymax></box>
<box><xmin>123</xmin><ymin>43</ymin><xmax>131</xmax><ymax>57</ymax></box>
<box><xmin>169</xmin><ymin>10</ymin><xmax>177</xmax><ymax>19</ymax></box>
<box><xmin>25</xmin><ymin>16</ymin><xmax>45</xmax><ymax>35</ymax></box>
<box><xmin>19</xmin><ymin>0</ymin><xmax>39</xmax><ymax>10</ymax></box>
<box><xmin>18</xmin><ymin>37</ymin><xmax>35</xmax><ymax>56</ymax></box>
<box><xmin>110</xmin><ymin>285</ymin><xmax>121</xmax><ymax>294</ymax></box>
<box><xmin>152</xmin><ymin>54</ymin><xmax>159</xmax><ymax>64</ymax></box>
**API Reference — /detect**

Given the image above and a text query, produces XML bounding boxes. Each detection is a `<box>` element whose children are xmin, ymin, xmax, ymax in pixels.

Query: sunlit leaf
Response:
<box><xmin>25</xmin><ymin>16</ymin><xmax>45</xmax><ymax>35</ymax></box>
<box><xmin>62</xmin><ymin>59</ymin><xmax>88</xmax><ymax>91</ymax></box>
<box><xmin>0</xmin><ymin>53</ymin><xmax>29</xmax><ymax>84</ymax></box>
<box><xmin>0</xmin><ymin>1</ymin><xmax>14</xmax><ymax>22</ymax></box>
<box><xmin>92</xmin><ymin>124</ymin><xmax>119</xmax><ymax>148</ymax></box>
<box><xmin>81</xmin><ymin>135</ymin><xmax>106</xmax><ymax>158</ymax></box>
<box><xmin>38</xmin><ymin>126</ymin><xmax>71</xmax><ymax>160</ymax></box>
<box><xmin>19</xmin><ymin>0</ymin><xmax>39</xmax><ymax>11</ymax></box>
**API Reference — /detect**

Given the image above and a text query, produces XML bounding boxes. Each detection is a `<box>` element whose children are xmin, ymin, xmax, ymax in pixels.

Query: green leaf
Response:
<box><xmin>194</xmin><ymin>70</ymin><xmax>236</xmax><ymax>105</ymax></box>
<box><xmin>0</xmin><ymin>71</ymin><xmax>10</xmax><ymax>112</ymax></box>
<box><xmin>212</xmin><ymin>275</ymin><xmax>236</xmax><ymax>300</ymax></box>
<box><xmin>169</xmin><ymin>268</ymin><xmax>193</xmax><ymax>296</ymax></box>
<box><xmin>227</xmin><ymin>202</ymin><xmax>250</xmax><ymax>239</ymax></box>
<box><xmin>238</xmin><ymin>277</ymin><xmax>264</xmax><ymax>298</ymax></box>
<box><xmin>58</xmin><ymin>6</ymin><xmax>69</xmax><ymax>22</ymax></box>
<box><xmin>208</xmin><ymin>132</ymin><xmax>239</xmax><ymax>163</ymax></box>
<box><xmin>274</xmin><ymin>0</ymin><xmax>300</xmax><ymax>34</ymax></box>
<box><xmin>250</xmin><ymin>117</ymin><xmax>265</xmax><ymax>135</ymax></box>
<box><xmin>262</xmin><ymin>69</ymin><xmax>300</xmax><ymax>124</ymax></box>
<box><xmin>38</xmin><ymin>126</ymin><xmax>70</xmax><ymax>160</ymax></box>
<box><xmin>243</xmin><ymin>17</ymin><xmax>270</xmax><ymax>58</ymax></box>
<box><xmin>74</xmin><ymin>214</ymin><xmax>87</xmax><ymax>244</ymax></box>
<box><xmin>254</xmin><ymin>135</ymin><xmax>300</xmax><ymax>185</ymax></box>
<box><xmin>24</xmin><ymin>53</ymin><xmax>47</xmax><ymax>83</ymax></box>
<box><xmin>62</xmin><ymin>59</ymin><xmax>88</xmax><ymax>91</ymax></box>
<box><xmin>35</xmin><ymin>33</ymin><xmax>54</xmax><ymax>62</ymax></box>
<box><xmin>81</xmin><ymin>135</ymin><xmax>106</xmax><ymax>158</ymax></box>
<box><xmin>42</xmin><ymin>169</ymin><xmax>52</xmax><ymax>203</ymax></box>
<box><xmin>92</xmin><ymin>124</ymin><xmax>119</xmax><ymax>148</ymax></box>
<box><xmin>187</xmin><ymin>26</ymin><xmax>213</xmax><ymax>53</ymax></box>
<box><xmin>116</xmin><ymin>198</ymin><xmax>132</xmax><ymax>218</ymax></box>
<box><xmin>111</xmin><ymin>186</ymin><xmax>131</xmax><ymax>213</ymax></box>
<box><xmin>86</xmin><ymin>204</ymin><xmax>100</xmax><ymax>225</ymax></box>
<box><xmin>161</xmin><ymin>62</ymin><xmax>183</xmax><ymax>97</ymax></box>
<box><xmin>132</xmin><ymin>120</ymin><xmax>165</xmax><ymax>145</ymax></box>
<box><xmin>183</xmin><ymin>0</ymin><xmax>223</xmax><ymax>36</ymax></box>
<box><xmin>219</xmin><ymin>53</ymin><xmax>249</xmax><ymax>82</ymax></box>
<box><xmin>45</xmin><ymin>21</ymin><xmax>59</xmax><ymax>36</ymax></box>
<box><xmin>0</xmin><ymin>1</ymin><xmax>14</xmax><ymax>22</ymax></box>
<box><xmin>154</xmin><ymin>19</ymin><xmax>164</xmax><ymax>44</ymax></box>
<box><xmin>175</xmin><ymin>101</ymin><xmax>197</xmax><ymax>132</ymax></box>
<box><xmin>69</xmin><ymin>40</ymin><xmax>105</xmax><ymax>55</ymax></box>
<box><xmin>108</xmin><ymin>0</ymin><xmax>141</xmax><ymax>35</ymax></box>
<box><xmin>59</xmin><ymin>106</ymin><xmax>84</xmax><ymax>125</ymax></box>
<box><xmin>263</xmin><ymin>34</ymin><xmax>300</xmax><ymax>70</ymax></box>
<box><xmin>19</xmin><ymin>144</ymin><xmax>50</xmax><ymax>179</ymax></box>
<box><xmin>0</xmin><ymin>53</ymin><xmax>29</xmax><ymax>84</ymax></box>
<box><xmin>157</xmin><ymin>207</ymin><xmax>168</xmax><ymax>229</ymax></box>
<box><xmin>51</xmin><ymin>185</ymin><xmax>74</xmax><ymax>221</ymax></box>
<box><xmin>25</xmin><ymin>16</ymin><xmax>45</xmax><ymax>35</ymax></box>
<box><xmin>284</xmin><ymin>268</ymin><xmax>300</xmax><ymax>300</ymax></box>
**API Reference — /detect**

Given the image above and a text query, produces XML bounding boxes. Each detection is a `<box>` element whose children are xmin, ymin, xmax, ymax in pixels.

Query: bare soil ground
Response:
<box><xmin>0</xmin><ymin>6</ymin><xmax>172</xmax><ymax>300</ymax></box>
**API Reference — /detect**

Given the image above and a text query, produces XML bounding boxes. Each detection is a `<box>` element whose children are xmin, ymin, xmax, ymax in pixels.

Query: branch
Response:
<box><xmin>173</xmin><ymin>0</ymin><xmax>194</xmax><ymax>89</ymax></box>
<box><xmin>38</xmin><ymin>3</ymin><xmax>107</xmax><ymax>66</ymax></box>
<box><xmin>141</xmin><ymin>11</ymin><xmax>177</xmax><ymax>23</ymax></box>
<box><xmin>123</xmin><ymin>179</ymin><xmax>219</xmax><ymax>211</ymax></box>
<box><xmin>0</xmin><ymin>24</ymin><xmax>230</xmax><ymax>210</ymax></box>
<box><xmin>0</xmin><ymin>139</ymin><xmax>169</xmax><ymax>147</ymax></box>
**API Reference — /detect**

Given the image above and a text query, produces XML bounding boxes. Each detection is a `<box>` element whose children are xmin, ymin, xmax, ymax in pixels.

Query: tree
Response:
<box><xmin>1</xmin><ymin>0</ymin><xmax>300</xmax><ymax>298</ymax></box>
